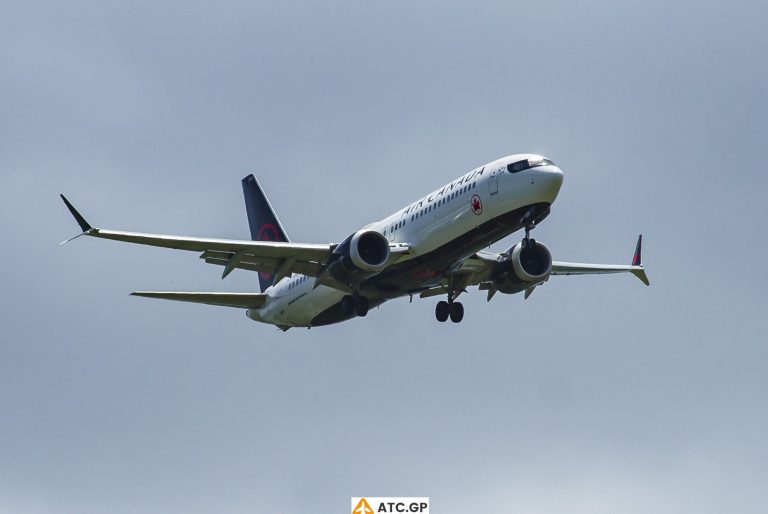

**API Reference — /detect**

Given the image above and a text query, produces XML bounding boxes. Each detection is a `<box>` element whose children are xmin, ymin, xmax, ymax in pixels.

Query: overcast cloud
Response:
<box><xmin>1</xmin><ymin>0</ymin><xmax>767</xmax><ymax>513</ymax></box>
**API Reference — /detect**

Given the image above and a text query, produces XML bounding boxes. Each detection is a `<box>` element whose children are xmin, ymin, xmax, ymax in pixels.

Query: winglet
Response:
<box><xmin>630</xmin><ymin>234</ymin><xmax>650</xmax><ymax>286</ymax></box>
<box><xmin>632</xmin><ymin>234</ymin><xmax>642</xmax><ymax>266</ymax></box>
<box><xmin>60</xmin><ymin>194</ymin><xmax>92</xmax><ymax>232</ymax></box>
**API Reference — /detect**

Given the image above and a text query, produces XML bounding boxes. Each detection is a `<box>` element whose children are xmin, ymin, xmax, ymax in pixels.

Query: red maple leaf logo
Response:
<box><xmin>471</xmin><ymin>195</ymin><xmax>482</xmax><ymax>215</ymax></box>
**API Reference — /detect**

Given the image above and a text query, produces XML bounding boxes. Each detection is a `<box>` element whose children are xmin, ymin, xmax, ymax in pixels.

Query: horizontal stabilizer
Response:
<box><xmin>131</xmin><ymin>291</ymin><xmax>267</xmax><ymax>309</ymax></box>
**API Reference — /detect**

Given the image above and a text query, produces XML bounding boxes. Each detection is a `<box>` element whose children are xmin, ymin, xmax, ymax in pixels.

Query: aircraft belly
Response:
<box><xmin>269</xmin><ymin>286</ymin><xmax>346</xmax><ymax>327</ymax></box>
<box><xmin>364</xmin><ymin>202</ymin><xmax>550</xmax><ymax>298</ymax></box>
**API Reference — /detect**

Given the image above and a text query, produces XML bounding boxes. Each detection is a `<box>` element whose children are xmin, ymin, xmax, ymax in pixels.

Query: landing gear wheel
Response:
<box><xmin>449</xmin><ymin>302</ymin><xmax>464</xmax><ymax>323</ymax></box>
<box><xmin>341</xmin><ymin>295</ymin><xmax>355</xmax><ymax>315</ymax></box>
<box><xmin>435</xmin><ymin>301</ymin><xmax>450</xmax><ymax>322</ymax></box>
<box><xmin>354</xmin><ymin>296</ymin><xmax>370</xmax><ymax>317</ymax></box>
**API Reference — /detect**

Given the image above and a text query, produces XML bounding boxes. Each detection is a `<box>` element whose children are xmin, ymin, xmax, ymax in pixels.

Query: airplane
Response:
<box><xmin>60</xmin><ymin>154</ymin><xmax>648</xmax><ymax>330</ymax></box>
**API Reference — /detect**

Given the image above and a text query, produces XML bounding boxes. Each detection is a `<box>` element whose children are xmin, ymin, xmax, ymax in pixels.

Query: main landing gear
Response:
<box><xmin>342</xmin><ymin>294</ymin><xmax>370</xmax><ymax>317</ymax></box>
<box><xmin>435</xmin><ymin>293</ymin><xmax>464</xmax><ymax>323</ymax></box>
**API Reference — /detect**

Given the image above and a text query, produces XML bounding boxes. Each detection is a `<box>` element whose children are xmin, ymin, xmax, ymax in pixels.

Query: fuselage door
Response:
<box><xmin>489</xmin><ymin>170</ymin><xmax>499</xmax><ymax>195</ymax></box>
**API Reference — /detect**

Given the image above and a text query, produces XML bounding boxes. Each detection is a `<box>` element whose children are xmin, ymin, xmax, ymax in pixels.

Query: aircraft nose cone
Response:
<box><xmin>538</xmin><ymin>166</ymin><xmax>563</xmax><ymax>201</ymax></box>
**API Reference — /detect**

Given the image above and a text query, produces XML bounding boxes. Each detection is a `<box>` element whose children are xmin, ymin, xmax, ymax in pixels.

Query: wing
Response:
<box><xmin>418</xmin><ymin>251</ymin><xmax>498</xmax><ymax>299</ymax></box>
<box><xmin>551</xmin><ymin>262</ymin><xmax>649</xmax><ymax>285</ymax></box>
<box><xmin>60</xmin><ymin>194</ymin><xmax>333</xmax><ymax>282</ymax></box>
<box><xmin>419</xmin><ymin>235</ymin><xmax>649</xmax><ymax>300</ymax></box>
<box><xmin>131</xmin><ymin>291</ymin><xmax>267</xmax><ymax>309</ymax></box>
<box><xmin>551</xmin><ymin>234</ymin><xmax>650</xmax><ymax>285</ymax></box>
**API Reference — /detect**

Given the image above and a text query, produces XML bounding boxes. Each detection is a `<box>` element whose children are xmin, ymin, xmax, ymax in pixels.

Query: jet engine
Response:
<box><xmin>326</xmin><ymin>229</ymin><xmax>391</xmax><ymax>286</ymax></box>
<box><xmin>491</xmin><ymin>240</ymin><xmax>552</xmax><ymax>294</ymax></box>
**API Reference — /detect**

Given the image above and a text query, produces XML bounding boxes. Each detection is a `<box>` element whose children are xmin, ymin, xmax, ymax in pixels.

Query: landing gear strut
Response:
<box><xmin>520</xmin><ymin>205</ymin><xmax>539</xmax><ymax>249</ymax></box>
<box><xmin>521</xmin><ymin>223</ymin><xmax>536</xmax><ymax>249</ymax></box>
<box><xmin>435</xmin><ymin>292</ymin><xmax>464</xmax><ymax>323</ymax></box>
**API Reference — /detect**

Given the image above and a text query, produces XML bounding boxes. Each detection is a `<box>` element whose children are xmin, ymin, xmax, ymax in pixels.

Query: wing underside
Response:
<box><xmin>131</xmin><ymin>291</ymin><xmax>268</xmax><ymax>309</ymax></box>
<box><xmin>418</xmin><ymin>235</ymin><xmax>649</xmax><ymax>300</ymax></box>
<box><xmin>551</xmin><ymin>261</ymin><xmax>650</xmax><ymax>285</ymax></box>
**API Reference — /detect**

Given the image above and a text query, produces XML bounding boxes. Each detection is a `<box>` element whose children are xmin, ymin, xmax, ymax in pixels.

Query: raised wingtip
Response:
<box><xmin>60</xmin><ymin>194</ymin><xmax>92</xmax><ymax>232</ymax></box>
<box><xmin>631</xmin><ymin>235</ymin><xmax>649</xmax><ymax>285</ymax></box>
<box><xmin>632</xmin><ymin>234</ymin><xmax>643</xmax><ymax>266</ymax></box>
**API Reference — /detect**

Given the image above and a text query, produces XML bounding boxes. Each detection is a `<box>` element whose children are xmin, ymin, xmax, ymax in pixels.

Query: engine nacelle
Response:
<box><xmin>327</xmin><ymin>229</ymin><xmax>391</xmax><ymax>286</ymax></box>
<box><xmin>348</xmin><ymin>230</ymin><xmax>390</xmax><ymax>272</ymax></box>
<box><xmin>492</xmin><ymin>240</ymin><xmax>552</xmax><ymax>294</ymax></box>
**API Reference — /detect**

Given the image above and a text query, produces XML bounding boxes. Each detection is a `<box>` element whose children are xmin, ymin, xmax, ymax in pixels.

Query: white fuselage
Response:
<box><xmin>247</xmin><ymin>154</ymin><xmax>563</xmax><ymax>328</ymax></box>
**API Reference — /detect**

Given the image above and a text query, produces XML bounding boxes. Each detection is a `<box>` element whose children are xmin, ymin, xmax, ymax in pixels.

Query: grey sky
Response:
<box><xmin>2</xmin><ymin>0</ymin><xmax>767</xmax><ymax>512</ymax></box>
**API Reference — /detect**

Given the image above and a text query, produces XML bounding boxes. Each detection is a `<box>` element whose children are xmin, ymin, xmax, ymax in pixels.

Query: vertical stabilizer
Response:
<box><xmin>242</xmin><ymin>175</ymin><xmax>290</xmax><ymax>291</ymax></box>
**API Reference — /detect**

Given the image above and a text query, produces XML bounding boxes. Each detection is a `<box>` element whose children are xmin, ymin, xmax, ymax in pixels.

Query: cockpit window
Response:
<box><xmin>531</xmin><ymin>157</ymin><xmax>555</xmax><ymax>167</ymax></box>
<box><xmin>507</xmin><ymin>160</ymin><xmax>528</xmax><ymax>173</ymax></box>
<box><xmin>507</xmin><ymin>157</ymin><xmax>555</xmax><ymax>173</ymax></box>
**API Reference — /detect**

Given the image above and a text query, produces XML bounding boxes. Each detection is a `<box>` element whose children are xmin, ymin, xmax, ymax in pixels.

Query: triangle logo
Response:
<box><xmin>353</xmin><ymin>498</ymin><xmax>374</xmax><ymax>514</ymax></box>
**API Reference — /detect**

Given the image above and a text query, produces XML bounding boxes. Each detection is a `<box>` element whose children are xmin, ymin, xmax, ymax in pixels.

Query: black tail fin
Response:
<box><xmin>242</xmin><ymin>175</ymin><xmax>290</xmax><ymax>291</ymax></box>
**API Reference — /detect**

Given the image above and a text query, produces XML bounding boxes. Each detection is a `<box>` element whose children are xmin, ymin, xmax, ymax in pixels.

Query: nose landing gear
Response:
<box><xmin>521</xmin><ymin>222</ymin><xmax>536</xmax><ymax>249</ymax></box>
